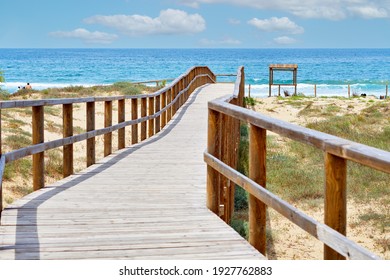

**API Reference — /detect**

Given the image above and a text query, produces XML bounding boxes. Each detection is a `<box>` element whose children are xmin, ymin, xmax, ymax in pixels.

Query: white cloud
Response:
<box><xmin>179</xmin><ymin>0</ymin><xmax>390</xmax><ymax>20</ymax></box>
<box><xmin>50</xmin><ymin>28</ymin><xmax>118</xmax><ymax>44</ymax></box>
<box><xmin>348</xmin><ymin>6</ymin><xmax>388</xmax><ymax>18</ymax></box>
<box><xmin>199</xmin><ymin>37</ymin><xmax>241</xmax><ymax>46</ymax></box>
<box><xmin>85</xmin><ymin>9</ymin><xmax>206</xmax><ymax>36</ymax></box>
<box><xmin>248</xmin><ymin>17</ymin><xmax>304</xmax><ymax>34</ymax></box>
<box><xmin>273</xmin><ymin>36</ymin><xmax>297</xmax><ymax>45</ymax></box>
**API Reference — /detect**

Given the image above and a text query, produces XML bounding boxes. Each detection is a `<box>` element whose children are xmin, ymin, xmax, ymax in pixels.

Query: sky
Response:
<box><xmin>1</xmin><ymin>0</ymin><xmax>390</xmax><ymax>48</ymax></box>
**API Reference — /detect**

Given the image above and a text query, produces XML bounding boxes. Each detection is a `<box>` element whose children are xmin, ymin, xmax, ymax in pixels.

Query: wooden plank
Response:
<box><xmin>63</xmin><ymin>103</ymin><xmax>73</xmax><ymax>177</ymax></box>
<box><xmin>104</xmin><ymin>101</ymin><xmax>112</xmax><ymax>156</ymax></box>
<box><xmin>131</xmin><ymin>99</ymin><xmax>138</xmax><ymax>144</ymax></box>
<box><xmin>206</xmin><ymin>109</ymin><xmax>220</xmax><ymax>215</ymax></box>
<box><xmin>249</xmin><ymin>125</ymin><xmax>267</xmax><ymax>255</ymax></box>
<box><xmin>0</xmin><ymin>155</ymin><xmax>5</xmax><ymax>218</ymax></box>
<box><xmin>86</xmin><ymin>102</ymin><xmax>95</xmax><ymax>167</ymax></box>
<box><xmin>155</xmin><ymin>95</ymin><xmax>161</xmax><ymax>134</ymax></box>
<box><xmin>148</xmin><ymin>96</ymin><xmax>154</xmax><ymax>137</ymax></box>
<box><xmin>161</xmin><ymin>91</ymin><xmax>167</xmax><ymax>129</ymax></box>
<box><xmin>204</xmin><ymin>152</ymin><xmax>380</xmax><ymax>260</ymax></box>
<box><xmin>324</xmin><ymin>152</ymin><xmax>347</xmax><ymax>260</ymax></box>
<box><xmin>118</xmin><ymin>99</ymin><xmax>125</xmax><ymax>150</ymax></box>
<box><xmin>140</xmin><ymin>97</ymin><xmax>147</xmax><ymax>141</ymax></box>
<box><xmin>32</xmin><ymin>105</ymin><xmax>44</xmax><ymax>191</ymax></box>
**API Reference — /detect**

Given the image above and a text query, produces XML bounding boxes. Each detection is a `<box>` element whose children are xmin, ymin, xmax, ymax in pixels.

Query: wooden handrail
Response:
<box><xmin>205</xmin><ymin>66</ymin><xmax>385</xmax><ymax>260</ymax></box>
<box><xmin>0</xmin><ymin>66</ymin><xmax>217</xmax><ymax>218</ymax></box>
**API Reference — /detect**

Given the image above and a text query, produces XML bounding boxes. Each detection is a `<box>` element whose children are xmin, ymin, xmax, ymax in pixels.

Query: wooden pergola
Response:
<box><xmin>269</xmin><ymin>64</ymin><xmax>298</xmax><ymax>97</ymax></box>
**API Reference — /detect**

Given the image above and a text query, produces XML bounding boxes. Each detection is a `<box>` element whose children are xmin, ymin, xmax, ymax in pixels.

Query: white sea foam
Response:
<box><xmin>246</xmin><ymin>83</ymin><xmax>388</xmax><ymax>98</ymax></box>
<box><xmin>1</xmin><ymin>82</ymin><xmax>110</xmax><ymax>94</ymax></box>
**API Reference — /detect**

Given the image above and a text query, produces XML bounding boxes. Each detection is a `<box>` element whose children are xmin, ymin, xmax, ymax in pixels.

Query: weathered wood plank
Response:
<box><xmin>32</xmin><ymin>105</ymin><xmax>44</xmax><ymax>191</ymax></box>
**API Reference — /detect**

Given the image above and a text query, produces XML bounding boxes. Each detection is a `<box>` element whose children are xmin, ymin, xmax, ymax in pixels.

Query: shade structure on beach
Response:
<box><xmin>269</xmin><ymin>64</ymin><xmax>298</xmax><ymax>97</ymax></box>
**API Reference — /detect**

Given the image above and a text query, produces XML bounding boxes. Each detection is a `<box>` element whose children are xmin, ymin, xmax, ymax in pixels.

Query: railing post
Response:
<box><xmin>63</xmin><ymin>104</ymin><xmax>73</xmax><ymax>178</ymax></box>
<box><xmin>118</xmin><ymin>99</ymin><xmax>125</xmax><ymax>150</ymax></box>
<box><xmin>161</xmin><ymin>91</ymin><xmax>167</xmax><ymax>129</ymax></box>
<box><xmin>0</xmin><ymin>110</ymin><xmax>3</xmax><ymax>217</ymax></box>
<box><xmin>249</xmin><ymin>124</ymin><xmax>267</xmax><ymax>255</ymax></box>
<box><xmin>104</xmin><ymin>101</ymin><xmax>112</xmax><ymax>157</ymax></box>
<box><xmin>207</xmin><ymin>109</ymin><xmax>220</xmax><ymax>215</ymax></box>
<box><xmin>148</xmin><ymin>96</ymin><xmax>155</xmax><ymax>137</ymax></box>
<box><xmin>324</xmin><ymin>152</ymin><xmax>347</xmax><ymax>260</ymax></box>
<box><xmin>32</xmin><ymin>105</ymin><xmax>44</xmax><ymax>191</ymax></box>
<box><xmin>86</xmin><ymin>101</ymin><xmax>95</xmax><ymax>167</ymax></box>
<box><xmin>167</xmin><ymin>88</ymin><xmax>173</xmax><ymax>121</ymax></box>
<box><xmin>155</xmin><ymin>95</ymin><xmax>161</xmax><ymax>134</ymax></box>
<box><xmin>131</xmin><ymin>99</ymin><xmax>138</xmax><ymax>144</ymax></box>
<box><xmin>141</xmin><ymin>97</ymin><xmax>147</xmax><ymax>141</ymax></box>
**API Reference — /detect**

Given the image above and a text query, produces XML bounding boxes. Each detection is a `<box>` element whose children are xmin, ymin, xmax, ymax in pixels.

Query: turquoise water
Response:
<box><xmin>0</xmin><ymin>48</ymin><xmax>389</xmax><ymax>97</ymax></box>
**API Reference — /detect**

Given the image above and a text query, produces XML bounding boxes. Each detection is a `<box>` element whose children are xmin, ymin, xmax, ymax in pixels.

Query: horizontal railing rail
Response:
<box><xmin>0</xmin><ymin>66</ymin><xmax>217</xmax><ymax>219</ymax></box>
<box><xmin>205</xmin><ymin>66</ymin><xmax>385</xmax><ymax>260</ymax></box>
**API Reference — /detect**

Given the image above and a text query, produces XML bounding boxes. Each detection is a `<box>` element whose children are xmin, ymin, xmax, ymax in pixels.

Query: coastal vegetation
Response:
<box><xmin>232</xmin><ymin>96</ymin><xmax>390</xmax><ymax>259</ymax></box>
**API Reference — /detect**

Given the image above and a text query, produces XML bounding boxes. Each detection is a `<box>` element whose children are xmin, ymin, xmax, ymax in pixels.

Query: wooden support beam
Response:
<box><xmin>131</xmin><ymin>99</ymin><xmax>138</xmax><ymax>144</ymax></box>
<box><xmin>63</xmin><ymin>104</ymin><xmax>73</xmax><ymax>178</ymax></box>
<box><xmin>118</xmin><ymin>99</ymin><xmax>125</xmax><ymax>150</ymax></box>
<box><xmin>148</xmin><ymin>96</ymin><xmax>155</xmax><ymax>137</ymax></box>
<box><xmin>161</xmin><ymin>91</ymin><xmax>167</xmax><ymax>129</ymax></box>
<box><xmin>249</xmin><ymin>124</ymin><xmax>267</xmax><ymax>255</ymax></box>
<box><xmin>155</xmin><ymin>95</ymin><xmax>161</xmax><ymax>134</ymax></box>
<box><xmin>32</xmin><ymin>106</ymin><xmax>44</xmax><ymax>191</ymax></box>
<box><xmin>324</xmin><ymin>152</ymin><xmax>347</xmax><ymax>260</ymax></box>
<box><xmin>140</xmin><ymin>97</ymin><xmax>147</xmax><ymax>141</ymax></box>
<box><xmin>86</xmin><ymin>102</ymin><xmax>95</xmax><ymax>167</ymax></box>
<box><xmin>104</xmin><ymin>101</ymin><xmax>112</xmax><ymax>157</ymax></box>
<box><xmin>207</xmin><ymin>109</ymin><xmax>220</xmax><ymax>215</ymax></box>
<box><xmin>167</xmin><ymin>88</ymin><xmax>173</xmax><ymax>122</ymax></box>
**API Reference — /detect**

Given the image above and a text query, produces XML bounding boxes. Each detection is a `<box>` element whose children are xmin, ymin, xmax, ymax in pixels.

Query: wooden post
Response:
<box><xmin>248</xmin><ymin>84</ymin><xmax>251</xmax><ymax>98</ymax></box>
<box><xmin>249</xmin><ymin>124</ymin><xmax>267</xmax><ymax>255</ymax></box>
<box><xmin>161</xmin><ymin>91</ymin><xmax>167</xmax><ymax>129</ymax></box>
<box><xmin>86</xmin><ymin>102</ymin><xmax>95</xmax><ymax>167</ymax></box>
<box><xmin>314</xmin><ymin>84</ymin><xmax>317</xmax><ymax>97</ymax></box>
<box><xmin>118</xmin><ymin>99</ymin><xmax>125</xmax><ymax>150</ymax></box>
<box><xmin>348</xmin><ymin>85</ymin><xmax>351</xmax><ymax>98</ymax></box>
<box><xmin>148</xmin><ymin>96</ymin><xmax>155</xmax><ymax>137</ymax></box>
<box><xmin>140</xmin><ymin>97</ymin><xmax>147</xmax><ymax>141</ymax></box>
<box><xmin>167</xmin><ymin>88</ymin><xmax>173</xmax><ymax>122</ymax></box>
<box><xmin>155</xmin><ymin>95</ymin><xmax>161</xmax><ymax>134</ymax></box>
<box><xmin>32</xmin><ymin>106</ymin><xmax>44</xmax><ymax>191</ymax></box>
<box><xmin>0</xmin><ymin>110</ymin><xmax>2</xmax><ymax>217</ymax></box>
<box><xmin>104</xmin><ymin>101</ymin><xmax>112</xmax><ymax>157</ymax></box>
<box><xmin>278</xmin><ymin>85</ymin><xmax>281</xmax><ymax>97</ymax></box>
<box><xmin>324</xmin><ymin>152</ymin><xmax>347</xmax><ymax>260</ymax></box>
<box><xmin>131</xmin><ymin>99</ymin><xmax>138</xmax><ymax>144</ymax></box>
<box><xmin>63</xmin><ymin>104</ymin><xmax>73</xmax><ymax>178</ymax></box>
<box><xmin>207</xmin><ymin>109</ymin><xmax>220</xmax><ymax>215</ymax></box>
<box><xmin>386</xmin><ymin>84</ymin><xmax>388</xmax><ymax>99</ymax></box>
<box><xmin>269</xmin><ymin>67</ymin><xmax>272</xmax><ymax>97</ymax></box>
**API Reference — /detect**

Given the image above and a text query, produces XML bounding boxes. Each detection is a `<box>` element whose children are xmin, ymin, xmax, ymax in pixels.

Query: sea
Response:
<box><xmin>1</xmin><ymin>48</ymin><xmax>390</xmax><ymax>98</ymax></box>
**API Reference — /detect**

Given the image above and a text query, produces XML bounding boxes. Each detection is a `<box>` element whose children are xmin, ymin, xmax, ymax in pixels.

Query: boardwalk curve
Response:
<box><xmin>0</xmin><ymin>84</ymin><xmax>265</xmax><ymax>260</ymax></box>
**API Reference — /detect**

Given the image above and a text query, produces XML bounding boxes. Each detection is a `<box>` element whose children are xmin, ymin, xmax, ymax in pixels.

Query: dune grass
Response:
<box><xmin>231</xmin><ymin>100</ymin><xmax>390</xmax><ymax>254</ymax></box>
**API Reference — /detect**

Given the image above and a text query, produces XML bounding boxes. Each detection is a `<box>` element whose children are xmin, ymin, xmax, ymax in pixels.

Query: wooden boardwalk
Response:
<box><xmin>0</xmin><ymin>84</ymin><xmax>265</xmax><ymax>260</ymax></box>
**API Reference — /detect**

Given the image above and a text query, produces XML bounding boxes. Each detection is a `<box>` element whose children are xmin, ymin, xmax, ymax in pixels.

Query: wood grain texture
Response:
<box><xmin>0</xmin><ymin>84</ymin><xmax>264</xmax><ymax>260</ymax></box>
<box><xmin>104</xmin><ymin>101</ymin><xmax>112</xmax><ymax>157</ymax></box>
<box><xmin>86</xmin><ymin>102</ymin><xmax>95</xmax><ymax>167</ymax></box>
<box><xmin>324</xmin><ymin>152</ymin><xmax>347</xmax><ymax>260</ymax></box>
<box><xmin>32</xmin><ymin>106</ymin><xmax>44</xmax><ymax>191</ymax></box>
<box><xmin>249</xmin><ymin>125</ymin><xmax>267</xmax><ymax>255</ymax></box>
<box><xmin>63</xmin><ymin>104</ymin><xmax>73</xmax><ymax>178</ymax></box>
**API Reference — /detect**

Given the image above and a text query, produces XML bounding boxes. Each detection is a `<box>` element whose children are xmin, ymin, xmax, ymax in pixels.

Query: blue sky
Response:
<box><xmin>1</xmin><ymin>0</ymin><xmax>390</xmax><ymax>48</ymax></box>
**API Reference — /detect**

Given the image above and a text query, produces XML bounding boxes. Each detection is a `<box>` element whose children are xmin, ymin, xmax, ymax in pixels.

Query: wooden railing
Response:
<box><xmin>205</xmin><ymin>66</ymin><xmax>385</xmax><ymax>260</ymax></box>
<box><xmin>0</xmin><ymin>66</ymin><xmax>216</xmax><ymax>218</ymax></box>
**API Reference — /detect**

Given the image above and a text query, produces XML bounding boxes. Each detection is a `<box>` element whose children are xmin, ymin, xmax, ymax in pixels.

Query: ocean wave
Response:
<box><xmin>1</xmin><ymin>82</ymin><xmax>110</xmax><ymax>94</ymax></box>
